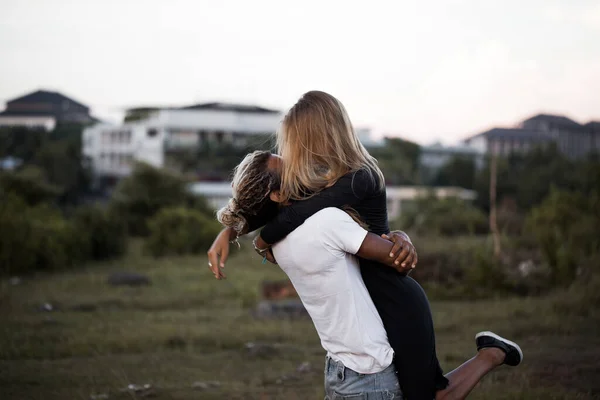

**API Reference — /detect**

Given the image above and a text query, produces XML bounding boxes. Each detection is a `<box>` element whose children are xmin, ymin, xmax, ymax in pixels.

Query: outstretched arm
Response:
<box><xmin>207</xmin><ymin>201</ymin><xmax>278</xmax><ymax>279</ymax></box>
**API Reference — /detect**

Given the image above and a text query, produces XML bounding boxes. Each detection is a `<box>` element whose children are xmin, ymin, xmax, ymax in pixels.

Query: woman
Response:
<box><xmin>209</xmin><ymin>91</ymin><xmax>523</xmax><ymax>399</ymax></box>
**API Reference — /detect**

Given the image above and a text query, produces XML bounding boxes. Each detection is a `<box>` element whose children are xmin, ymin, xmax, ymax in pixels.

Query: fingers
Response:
<box><xmin>412</xmin><ymin>249</ymin><xmax>418</xmax><ymax>268</ymax></box>
<box><xmin>219</xmin><ymin>246</ymin><xmax>229</xmax><ymax>268</ymax></box>
<box><xmin>394</xmin><ymin>246</ymin><xmax>411</xmax><ymax>267</ymax></box>
<box><xmin>383</xmin><ymin>234</ymin><xmax>404</xmax><ymax>259</ymax></box>
<box><xmin>402</xmin><ymin>246</ymin><xmax>417</xmax><ymax>270</ymax></box>
<box><xmin>265</xmin><ymin>249</ymin><xmax>277</xmax><ymax>264</ymax></box>
<box><xmin>207</xmin><ymin>250</ymin><xmax>220</xmax><ymax>279</ymax></box>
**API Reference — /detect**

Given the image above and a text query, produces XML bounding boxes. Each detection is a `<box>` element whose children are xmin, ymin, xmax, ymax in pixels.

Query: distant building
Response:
<box><xmin>0</xmin><ymin>90</ymin><xmax>95</xmax><ymax>131</ymax></box>
<box><xmin>520</xmin><ymin>114</ymin><xmax>599</xmax><ymax>159</ymax></box>
<box><xmin>463</xmin><ymin>114</ymin><xmax>600</xmax><ymax>159</ymax></box>
<box><xmin>463</xmin><ymin>127</ymin><xmax>555</xmax><ymax>157</ymax></box>
<box><xmin>190</xmin><ymin>181</ymin><xmax>476</xmax><ymax>220</ymax></box>
<box><xmin>420</xmin><ymin>142</ymin><xmax>485</xmax><ymax>170</ymax></box>
<box><xmin>83</xmin><ymin>102</ymin><xmax>282</xmax><ymax>177</ymax></box>
<box><xmin>356</xmin><ymin>127</ymin><xmax>384</xmax><ymax>148</ymax></box>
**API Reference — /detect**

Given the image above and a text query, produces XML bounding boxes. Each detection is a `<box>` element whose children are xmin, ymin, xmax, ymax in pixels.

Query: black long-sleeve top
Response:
<box><xmin>247</xmin><ymin>169</ymin><xmax>389</xmax><ymax>239</ymax></box>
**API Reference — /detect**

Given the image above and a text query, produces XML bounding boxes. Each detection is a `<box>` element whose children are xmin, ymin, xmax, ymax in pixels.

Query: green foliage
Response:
<box><xmin>0</xmin><ymin>166</ymin><xmax>62</xmax><ymax>206</ymax></box>
<box><xmin>0</xmin><ymin>194</ymin><xmax>83</xmax><ymax>276</ymax></box>
<box><xmin>72</xmin><ymin>205</ymin><xmax>128</xmax><ymax>261</ymax></box>
<box><xmin>430</xmin><ymin>156</ymin><xmax>476</xmax><ymax>189</ymax></box>
<box><xmin>399</xmin><ymin>196</ymin><xmax>488</xmax><ymax>236</ymax></box>
<box><xmin>144</xmin><ymin>207</ymin><xmax>221</xmax><ymax>257</ymax></box>
<box><xmin>526</xmin><ymin>188</ymin><xmax>600</xmax><ymax>284</ymax></box>
<box><xmin>110</xmin><ymin>162</ymin><xmax>212</xmax><ymax>236</ymax></box>
<box><xmin>0</xmin><ymin>125</ymin><xmax>90</xmax><ymax>205</ymax></box>
<box><xmin>369</xmin><ymin>138</ymin><xmax>421</xmax><ymax>185</ymax></box>
<box><xmin>0</xmin><ymin>127</ymin><xmax>46</xmax><ymax>162</ymax></box>
<box><xmin>166</xmin><ymin>135</ymin><xmax>275</xmax><ymax>179</ymax></box>
<box><xmin>473</xmin><ymin>145</ymin><xmax>595</xmax><ymax>212</ymax></box>
<box><xmin>33</xmin><ymin>139</ymin><xmax>90</xmax><ymax>204</ymax></box>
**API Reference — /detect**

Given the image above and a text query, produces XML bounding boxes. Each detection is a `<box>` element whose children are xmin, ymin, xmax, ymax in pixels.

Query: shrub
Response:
<box><xmin>0</xmin><ymin>194</ymin><xmax>83</xmax><ymax>276</ymax></box>
<box><xmin>110</xmin><ymin>163</ymin><xmax>214</xmax><ymax>236</ymax></box>
<box><xmin>144</xmin><ymin>207</ymin><xmax>221</xmax><ymax>257</ymax></box>
<box><xmin>526</xmin><ymin>189</ymin><xmax>600</xmax><ymax>285</ymax></box>
<box><xmin>0</xmin><ymin>166</ymin><xmax>62</xmax><ymax>206</ymax></box>
<box><xmin>399</xmin><ymin>196</ymin><xmax>488</xmax><ymax>237</ymax></box>
<box><xmin>72</xmin><ymin>205</ymin><xmax>128</xmax><ymax>261</ymax></box>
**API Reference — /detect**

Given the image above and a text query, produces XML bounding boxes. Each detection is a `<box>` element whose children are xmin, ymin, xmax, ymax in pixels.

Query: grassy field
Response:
<box><xmin>1</xmin><ymin>240</ymin><xmax>599</xmax><ymax>400</ymax></box>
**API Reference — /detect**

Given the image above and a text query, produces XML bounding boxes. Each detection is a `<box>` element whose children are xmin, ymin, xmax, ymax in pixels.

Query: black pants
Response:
<box><xmin>361</xmin><ymin>263</ymin><xmax>449</xmax><ymax>400</ymax></box>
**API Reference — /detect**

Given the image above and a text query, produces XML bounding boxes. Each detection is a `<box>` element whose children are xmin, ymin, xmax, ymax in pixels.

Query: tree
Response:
<box><xmin>398</xmin><ymin>196</ymin><xmax>488</xmax><ymax>236</ymax></box>
<box><xmin>0</xmin><ymin>166</ymin><xmax>62</xmax><ymax>206</ymax></box>
<box><xmin>431</xmin><ymin>156</ymin><xmax>476</xmax><ymax>189</ymax></box>
<box><xmin>526</xmin><ymin>189</ymin><xmax>600</xmax><ymax>284</ymax></box>
<box><xmin>369</xmin><ymin>138</ymin><xmax>421</xmax><ymax>185</ymax></box>
<box><xmin>33</xmin><ymin>140</ymin><xmax>90</xmax><ymax>204</ymax></box>
<box><xmin>110</xmin><ymin>162</ymin><xmax>213</xmax><ymax>236</ymax></box>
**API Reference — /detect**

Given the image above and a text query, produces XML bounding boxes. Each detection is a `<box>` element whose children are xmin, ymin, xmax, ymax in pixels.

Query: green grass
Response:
<box><xmin>1</xmin><ymin>239</ymin><xmax>599</xmax><ymax>399</ymax></box>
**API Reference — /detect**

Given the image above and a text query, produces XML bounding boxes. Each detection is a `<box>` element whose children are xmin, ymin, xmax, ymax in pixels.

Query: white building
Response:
<box><xmin>356</xmin><ymin>127</ymin><xmax>384</xmax><ymax>148</ymax></box>
<box><xmin>83</xmin><ymin>102</ymin><xmax>282</xmax><ymax>177</ymax></box>
<box><xmin>190</xmin><ymin>181</ymin><xmax>476</xmax><ymax>220</ymax></box>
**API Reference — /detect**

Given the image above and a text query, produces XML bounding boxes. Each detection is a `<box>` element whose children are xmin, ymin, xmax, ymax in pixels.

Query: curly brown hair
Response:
<box><xmin>216</xmin><ymin>151</ymin><xmax>280</xmax><ymax>235</ymax></box>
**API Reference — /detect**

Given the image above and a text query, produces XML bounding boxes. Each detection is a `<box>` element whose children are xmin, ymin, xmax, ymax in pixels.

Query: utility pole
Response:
<box><xmin>489</xmin><ymin>143</ymin><xmax>501</xmax><ymax>259</ymax></box>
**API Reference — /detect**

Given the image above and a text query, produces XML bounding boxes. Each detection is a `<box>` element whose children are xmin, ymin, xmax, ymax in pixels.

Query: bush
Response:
<box><xmin>399</xmin><ymin>196</ymin><xmax>488</xmax><ymax>236</ymax></box>
<box><xmin>110</xmin><ymin>163</ymin><xmax>214</xmax><ymax>236</ymax></box>
<box><xmin>72</xmin><ymin>205</ymin><xmax>128</xmax><ymax>261</ymax></box>
<box><xmin>0</xmin><ymin>194</ymin><xmax>83</xmax><ymax>276</ymax></box>
<box><xmin>526</xmin><ymin>189</ymin><xmax>600</xmax><ymax>285</ymax></box>
<box><xmin>0</xmin><ymin>166</ymin><xmax>62</xmax><ymax>206</ymax></box>
<box><xmin>144</xmin><ymin>207</ymin><xmax>221</xmax><ymax>257</ymax></box>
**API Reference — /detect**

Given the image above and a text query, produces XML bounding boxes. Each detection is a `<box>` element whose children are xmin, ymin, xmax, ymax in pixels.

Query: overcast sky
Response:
<box><xmin>1</xmin><ymin>0</ymin><xmax>599</xmax><ymax>144</ymax></box>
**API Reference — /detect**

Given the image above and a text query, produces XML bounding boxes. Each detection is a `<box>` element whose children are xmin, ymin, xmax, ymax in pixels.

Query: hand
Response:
<box><xmin>381</xmin><ymin>231</ymin><xmax>418</xmax><ymax>271</ymax></box>
<box><xmin>207</xmin><ymin>228</ymin><xmax>233</xmax><ymax>280</ymax></box>
<box><xmin>253</xmin><ymin>235</ymin><xmax>277</xmax><ymax>264</ymax></box>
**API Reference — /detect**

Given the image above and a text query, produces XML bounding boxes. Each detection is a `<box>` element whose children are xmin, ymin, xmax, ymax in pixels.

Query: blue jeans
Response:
<box><xmin>324</xmin><ymin>357</ymin><xmax>403</xmax><ymax>400</ymax></box>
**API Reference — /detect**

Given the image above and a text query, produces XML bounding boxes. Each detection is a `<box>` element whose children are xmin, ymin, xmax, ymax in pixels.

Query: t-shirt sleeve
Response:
<box><xmin>319</xmin><ymin>208</ymin><xmax>368</xmax><ymax>255</ymax></box>
<box><xmin>260</xmin><ymin>169</ymin><xmax>378</xmax><ymax>244</ymax></box>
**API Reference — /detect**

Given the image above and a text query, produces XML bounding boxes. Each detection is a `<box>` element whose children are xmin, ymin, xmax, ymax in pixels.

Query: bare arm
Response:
<box><xmin>356</xmin><ymin>232</ymin><xmax>417</xmax><ymax>274</ymax></box>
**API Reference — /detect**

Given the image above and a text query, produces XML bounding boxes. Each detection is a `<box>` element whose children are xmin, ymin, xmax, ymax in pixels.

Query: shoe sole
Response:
<box><xmin>476</xmin><ymin>331</ymin><xmax>524</xmax><ymax>364</ymax></box>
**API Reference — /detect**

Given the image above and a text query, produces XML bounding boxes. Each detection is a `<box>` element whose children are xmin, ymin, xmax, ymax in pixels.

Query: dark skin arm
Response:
<box><xmin>357</xmin><ymin>231</ymin><xmax>418</xmax><ymax>275</ymax></box>
<box><xmin>261</xmin><ymin>228</ymin><xmax>418</xmax><ymax>271</ymax></box>
<box><xmin>207</xmin><ymin>228</ymin><xmax>418</xmax><ymax>279</ymax></box>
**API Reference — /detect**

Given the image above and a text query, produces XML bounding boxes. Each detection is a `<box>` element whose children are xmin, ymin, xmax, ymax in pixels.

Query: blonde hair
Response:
<box><xmin>216</xmin><ymin>151</ymin><xmax>279</xmax><ymax>235</ymax></box>
<box><xmin>277</xmin><ymin>90</ymin><xmax>384</xmax><ymax>202</ymax></box>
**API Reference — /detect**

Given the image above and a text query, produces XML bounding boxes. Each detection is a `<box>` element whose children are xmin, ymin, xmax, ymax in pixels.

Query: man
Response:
<box><xmin>208</xmin><ymin>152</ymin><xmax>522</xmax><ymax>399</ymax></box>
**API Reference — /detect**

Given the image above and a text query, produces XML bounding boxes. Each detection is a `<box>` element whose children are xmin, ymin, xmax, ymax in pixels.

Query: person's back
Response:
<box><xmin>272</xmin><ymin>207</ymin><xmax>394</xmax><ymax>374</ymax></box>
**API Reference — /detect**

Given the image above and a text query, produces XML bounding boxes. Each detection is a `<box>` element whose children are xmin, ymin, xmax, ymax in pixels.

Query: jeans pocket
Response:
<box><xmin>332</xmin><ymin>392</ymin><xmax>367</xmax><ymax>399</ymax></box>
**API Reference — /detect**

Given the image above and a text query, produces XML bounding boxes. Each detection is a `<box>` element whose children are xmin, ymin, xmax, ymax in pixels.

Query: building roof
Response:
<box><xmin>180</xmin><ymin>102</ymin><xmax>280</xmax><ymax>114</ymax></box>
<box><xmin>584</xmin><ymin>121</ymin><xmax>600</xmax><ymax>131</ymax></box>
<box><xmin>521</xmin><ymin>113</ymin><xmax>581</xmax><ymax>128</ymax></box>
<box><xmin>125</xmin><ymin>102</ymin><xmax>280</xmax><ymax>115</ymax></box>
<box><xmin>464</xmin><ymin>128</ymin><xmax>553</xmax><ymax>142</ymax></box>
<box><xmin>6</xmin><ymin>89</ymin><xmax>89</xmax><ymax>110</ymax></box>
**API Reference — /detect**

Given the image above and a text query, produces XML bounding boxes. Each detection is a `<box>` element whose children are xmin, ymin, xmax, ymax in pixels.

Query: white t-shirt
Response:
<box><xmin>272</xmin><ymin>207</ymin><xmax>394</xmax><ymax>374</ymax></box>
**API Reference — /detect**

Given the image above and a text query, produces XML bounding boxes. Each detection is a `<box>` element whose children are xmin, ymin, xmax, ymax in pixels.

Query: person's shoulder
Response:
<box><xmin>349</xmin><ymin>167</ymin><xmax>381</xmax><ymax>194</ymax></box>
<box><xmin>308</xmin><ymin>207</ymin><xmax>354</xmax><ymax>226</ymax></box>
